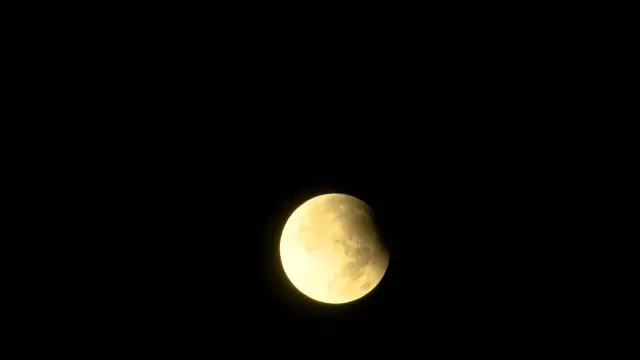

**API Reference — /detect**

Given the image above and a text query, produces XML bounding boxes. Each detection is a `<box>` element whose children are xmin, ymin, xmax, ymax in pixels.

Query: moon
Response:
<box><xmin>279</xmin><ymin>193</ymin><xmax>389</xmax><ymax>304</ymax></box>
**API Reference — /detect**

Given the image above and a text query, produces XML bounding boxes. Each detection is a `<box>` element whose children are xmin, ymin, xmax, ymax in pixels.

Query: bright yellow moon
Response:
<box><xmin>279</xmin><ymin>193</ymin><xmax>389</xmax><ymax>304</ymax></box>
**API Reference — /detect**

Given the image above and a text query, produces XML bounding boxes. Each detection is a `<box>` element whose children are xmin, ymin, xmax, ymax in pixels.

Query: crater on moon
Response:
<box><xmin>279</xmin><ymin>193</ymin><xmax>389</xmax><ymax>304</ymax></box>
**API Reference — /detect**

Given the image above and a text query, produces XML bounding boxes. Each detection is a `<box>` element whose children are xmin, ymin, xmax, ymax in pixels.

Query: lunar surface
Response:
<box><xmin>279</xmin><ymin>193</ymin><xmax>389</xmax><ymax>304</ymax></box>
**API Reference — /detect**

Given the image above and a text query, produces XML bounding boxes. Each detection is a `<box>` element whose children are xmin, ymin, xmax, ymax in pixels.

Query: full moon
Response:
<box><xmin>279</xmin><ymin>193</ymin><xmax>389</xmax><ymax>304</ymax></box>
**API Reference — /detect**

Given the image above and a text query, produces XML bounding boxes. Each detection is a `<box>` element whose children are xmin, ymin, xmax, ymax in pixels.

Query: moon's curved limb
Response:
<box><xmin>279</xmin><ymin>193</ymin><xmax>389</xmax><ymax>304</ymax></box>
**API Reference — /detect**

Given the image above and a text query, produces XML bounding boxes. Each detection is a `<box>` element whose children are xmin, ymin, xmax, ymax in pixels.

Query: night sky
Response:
<box><xmin>176</xmin><ymin>176</ymin><xmax>635</xmax><ymax>358</ymax></box>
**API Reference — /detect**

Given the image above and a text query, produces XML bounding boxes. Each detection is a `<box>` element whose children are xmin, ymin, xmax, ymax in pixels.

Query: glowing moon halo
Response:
<box><xmin>279</xmin><ymin>193</ymin><xmax>389</xmax><ymax>304</ymax></box>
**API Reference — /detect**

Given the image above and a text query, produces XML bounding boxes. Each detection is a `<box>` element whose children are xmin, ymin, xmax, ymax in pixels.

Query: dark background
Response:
<box><xmin>177</xmin><ymin>176</ymin><xmax>635</xmax><ymax>358</ymax></box>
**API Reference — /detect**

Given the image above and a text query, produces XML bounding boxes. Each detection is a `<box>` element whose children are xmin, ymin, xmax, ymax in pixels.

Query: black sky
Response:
<box><xmin>176</xmin><ymin>176</ymin><xmax>635</xmax><ymax>358</ymax></box>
